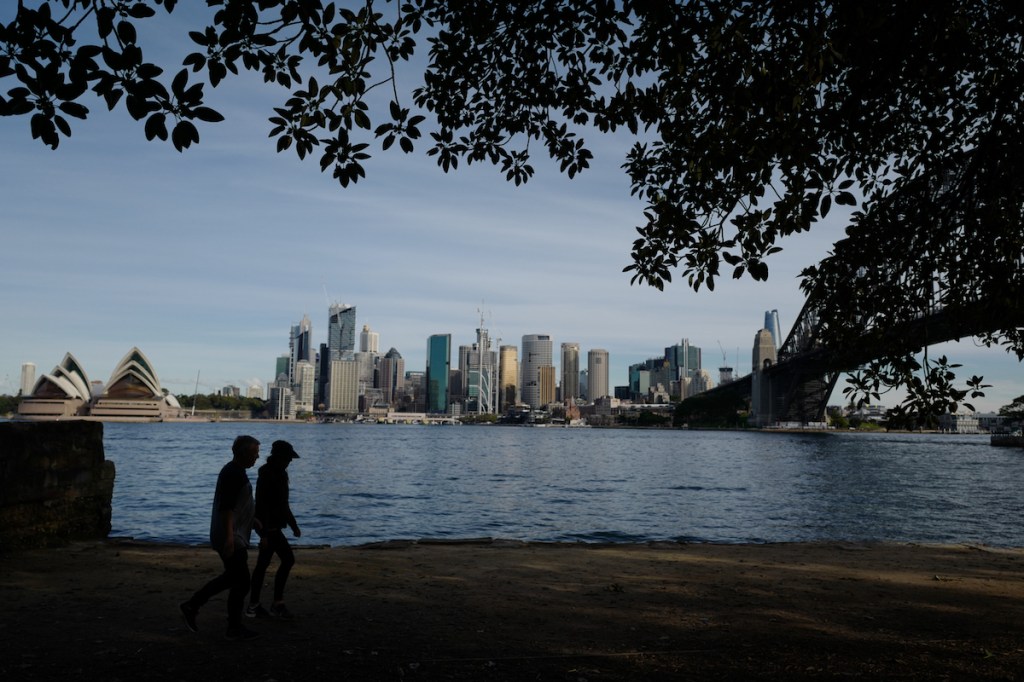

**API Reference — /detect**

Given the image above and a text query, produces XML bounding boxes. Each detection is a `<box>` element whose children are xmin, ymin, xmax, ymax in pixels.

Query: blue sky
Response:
<box><xmin>2</xmin><ymin>6</ymin><xmax>1021</xmax><ymax>412</ymax></box>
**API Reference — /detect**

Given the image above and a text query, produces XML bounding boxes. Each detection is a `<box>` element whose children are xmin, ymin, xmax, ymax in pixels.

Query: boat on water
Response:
<box><xmin>991</xmin><ymin>430</ymin><xmax>1024</xmax><ymax>447</ymax></box>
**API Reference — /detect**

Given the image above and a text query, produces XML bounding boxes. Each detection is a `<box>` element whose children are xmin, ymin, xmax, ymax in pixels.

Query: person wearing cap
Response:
<box><xmin>247</xmin><ymin>439</ymin><xmax>302</xmax><ymax>620</ymax></box>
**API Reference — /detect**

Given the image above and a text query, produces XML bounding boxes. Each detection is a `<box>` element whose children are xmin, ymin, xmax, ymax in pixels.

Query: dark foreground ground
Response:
<box><xmin>1</xmin><ymin>540</ymin><xmax>1023</xmax><ymax>680</ymax></box>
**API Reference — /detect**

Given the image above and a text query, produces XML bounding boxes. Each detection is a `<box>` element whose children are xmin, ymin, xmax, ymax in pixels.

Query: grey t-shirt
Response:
<box><xmin>209</xmin><ymin>460</ymin><xmax>255</xmax><ymax>551</ymax></box>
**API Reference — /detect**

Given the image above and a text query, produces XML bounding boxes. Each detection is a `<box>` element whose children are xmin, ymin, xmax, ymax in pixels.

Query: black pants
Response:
<box><xmin>189</xmin><ymin>547</ymin><xmax>250</xmax><ymax>628</ymax></box>
<box><xmin>250</xmin><ymin>528</ymin><xmax>295</xmax><ymax>604</ymax></box>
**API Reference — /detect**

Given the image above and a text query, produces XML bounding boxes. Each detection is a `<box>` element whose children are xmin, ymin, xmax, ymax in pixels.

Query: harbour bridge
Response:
<box><xmin>709</xmin><ymin>294</ymin><xmax>1022</xmax><ymax>427</ymax></box>
<box><xmin>685</xmin><ymin>166</ymin><xmax>1024</xmax><ymax>426</ymax></box>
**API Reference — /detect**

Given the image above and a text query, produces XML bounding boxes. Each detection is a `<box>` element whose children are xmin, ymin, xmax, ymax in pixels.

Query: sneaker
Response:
<box><xmin>179</xmin><ymin>601</ymin><xmax>199</xmax><ymax>633</ymax></box>
<box><xmin>246</xmin><ymin>603</ymin><xmax>270</xmax><ymax>618</ymax></box>
<box><xmin>269</xmin><ymin>603</ymin><xmax>294</xmax><ymax>620</ymax></box>
<box><xmin>225</xmin><ymin>625</ymin><xmax>260</xmax><ymax>641</ymax></box>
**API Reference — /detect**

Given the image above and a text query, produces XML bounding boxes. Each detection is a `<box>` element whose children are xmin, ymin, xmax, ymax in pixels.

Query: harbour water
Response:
<box><xmin>106</xmin><ymin>422</ymin><xmax>1024</xmax><ymax>547</ymax></box>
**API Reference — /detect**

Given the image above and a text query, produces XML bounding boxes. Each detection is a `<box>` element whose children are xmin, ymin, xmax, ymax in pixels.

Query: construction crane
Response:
<box><xmin>717</xmin><ymin>340</ymin><xmax>734</xmax><ymax>385</ymax></box>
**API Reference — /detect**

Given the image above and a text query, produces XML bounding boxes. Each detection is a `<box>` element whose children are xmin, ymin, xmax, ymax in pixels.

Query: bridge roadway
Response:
<box><xmin>687</xmin><ymin>301</ymin><xmax>1024</xmax><ymax>425</ymax></box>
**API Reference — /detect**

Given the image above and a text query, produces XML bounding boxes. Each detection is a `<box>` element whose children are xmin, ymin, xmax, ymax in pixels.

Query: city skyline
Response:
<box><xmin>1</xmin><ymin>7</ymin><xmax>1021</xmax><ymax>412</ymax></box>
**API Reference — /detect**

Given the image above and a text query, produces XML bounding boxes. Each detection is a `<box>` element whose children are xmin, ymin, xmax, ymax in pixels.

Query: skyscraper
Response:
<box><xmin>665</xmin><ymin>338</ymin><xmax>701</xmax><ymax>382</ymax></box>
<box><xmin>289</xmin><ymin>314</ymin><xmax>313</xmax><ymax>383</ymax></box>
<box><xmin>459</xmin><ymin>326</ymin><xmax>496</xmax><ymax>413</ymax></box>
<box><xmin>498</xmin><ymin>344</ymin><xmax>518</xmax><ymax>411</ymax></box>
<box><xmin>521</xmin><ymin>334</ymin><xmax>553</xmax><ymax>409</ymax></box>
<box><xmin>538</xmin><ymin>365</ymin><xmax>556</xmax><ymax>407</ymax></box>
<box><xmin>561</xmin><ymin>342</ymin><xmax>580</xmax><ymax>403</ymax></box>
<box><xmin>327</xmin><ymin>303</ymin><xmax>357</xmax><ymax>361</ymax></box>
<box><xmin>587</xmin><ymin>348</ymin><xmax>610</xmax><ymax>401</ymax></box>
<box><xmin>379</xmin><ymin>347</ymin><xmax>405</xmax><ymax>406</ymax></box>
<box><xmin>426</xmin><ymin>334</ymin><xmax>451</xmax><ymax>414</ymax></box>
<box><xmin>359</xmin><ymin>324</ymin><xmax>379</xmax><ymax>353</ymax></box>
<box><xmin>20</xmin><ymin>362</ymin><xmax>36</xmax><ymax>396</ymax></box>
<box><xmin>764</xmin><ymin>309</ymin><xmax>782</xmax><ymax>350</ymax></box>
<box><xmin>328</xmin><ymin>359</ymin><xmax>359</xmax><ymax>414</ymax></box>
<box><xmin>293</xmin><ymin>360</ymin><xmax>315</xmax><ymax>412</ymax></box>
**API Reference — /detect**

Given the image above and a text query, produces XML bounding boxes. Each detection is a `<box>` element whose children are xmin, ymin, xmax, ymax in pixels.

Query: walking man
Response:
<box><xmin>247</xmin><ymin>439</ymin><xmax>302</xmax><ymax>620</ymax></box>
<box><xmin>180</xmin><ymin>435</ymin><xmax>262</xmax><ymax>640</ymax></box>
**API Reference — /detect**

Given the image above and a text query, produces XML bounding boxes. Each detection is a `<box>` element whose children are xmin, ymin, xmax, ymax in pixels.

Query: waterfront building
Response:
<box><xmin>17</xmin><ymin>347</ymin><xmax>186</xmax><ymax>421</ymax></box>
<box><xmin>938</xmin><ymin>412</ymin><xmax>981</xmax><ymax>434</ymax></box>
<box><xmin>19</xmin><ymin>362</ymin><xmax>35</xmax><ymax>397</ymax></box>
<box><xmin>327</xmin><ymin>359</ymin><xmax>359</xmax><ymax>414</ymax></box>
<box><xmin>521</xmin><ymin>334</ymin><xmax>553</xmax><ymax>409</ymax></box>
<box><xmin>426</xmin><ymin>334</ymin><xmax>452</xmax><ymax>414</ymax></box>
<box><xmin>247</xmin><ymin>384</ymin><xmax>263</xmax><ymax>400</ymax></box>
<box><xmin>587</xmin><ymin>348</ymin><xmax>610</xmax><ymax>401</ymax></box>
<box><xmin>498</xmin><ymin>344</ymin><xmax>518</xmax><ymax>411</ymax></box>
<box><xmin>17</xmin><ymin>352</ymin><xmax>92</xmax><ymax>419</ymax></box>
<box><xmin>561</xmin><ymin>342</ymin><xmax>580</xmax><ymax>403</ymax></box>
<box><xmin>89</xmin><ymin>347</ymin><xmax>182</xmax><ymax>420</ymax></box>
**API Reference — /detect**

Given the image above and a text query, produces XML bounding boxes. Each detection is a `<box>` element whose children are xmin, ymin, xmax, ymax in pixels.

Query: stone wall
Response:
<box><xmin>0</xmin><ymin>420</ymin><xmax>115</xmax><ymax>550</ymax></box>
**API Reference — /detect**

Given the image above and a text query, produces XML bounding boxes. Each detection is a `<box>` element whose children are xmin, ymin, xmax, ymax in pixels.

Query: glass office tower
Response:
<box><xmin>425</xmin><ymin>334</ymin><xmax>451</xmax><ymax>414</ymax></box>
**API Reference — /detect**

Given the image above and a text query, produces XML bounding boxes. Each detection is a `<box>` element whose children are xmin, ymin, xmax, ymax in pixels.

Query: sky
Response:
<box><xmin>2</xmin><ymin>6</ymin><xmax>1021</xmax><ymax>412</ymax></box>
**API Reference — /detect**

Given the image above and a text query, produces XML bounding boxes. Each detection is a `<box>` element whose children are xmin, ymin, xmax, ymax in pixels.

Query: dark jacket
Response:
<box><xmin>254</xmin><ymin>461</ymin><xmax>296</xmax><ymax>533</ymax></box>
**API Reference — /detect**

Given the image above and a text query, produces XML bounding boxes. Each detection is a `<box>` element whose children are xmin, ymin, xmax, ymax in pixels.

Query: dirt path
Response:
<box><xmin>2</xmin><ymin>540</ymin><xmax>1023</xmax><ymax>680</ymax></box>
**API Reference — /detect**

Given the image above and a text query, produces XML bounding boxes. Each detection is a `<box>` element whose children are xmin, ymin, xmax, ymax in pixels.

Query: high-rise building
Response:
<box><xmin>561</xmin><ymin>342</ymin><xmax>580</xmax><ymax>403</ymax></box>
<box><xmin>538</xmin><ymin>365</ymin><xmax>556</xmax><ymax>407</ymax></box>
<box><xmin>665</xmin><ymin>339</ymin><xmax>701</xmax><ymax>382</ymax></box>
<box><xmin>764</xmin><ymin>310</ymin><xmax>782</xmax><ymax>350</ymax></box>
<box><xmin>294</xmin><ymin>360</ymin><xmax>315</xmax><ymax>412</ymax></box>
<box><xmin>521</xmin><ymin>334</ymin><xmax>553</xmax><ymax>409</ymax></box>
<box><xmin>289</xmin><ymin>314</ymin><xmax>313</xmax><ymax>383</ymax></box>
<box><xmin>247</xmin><ymin>384</ymin><xmax>263</xmax><ymax>400</ymax></box>
<box><xmin>328</xmin><ymin>359</ymin><xmax>359</xmax><ymax>414</ymax></box>
<box><xmin>268</xmin><ymin>375</ymin><xmax>296</xmax><ymax>420</ymax></box>
<box><xmin>327</xmin><ymin>303</ymin><xmax>357</xmax><ymax>361</ymax></box>
<box><xmin>274</xmin><ymin>354</ymin><xmax>289</xmax><ymax>382</ymax></box>
<box><xmin>498</xmin><ymin>344</ymin><xmax>518</xmax><ymax>411</ymax></box>
<box><xmin>378</xmin><ymin>347</ymin><xmax>405</xmax><ymax>406</ymax></box>
<box><xmin>460</xmin><ymin>326</ymin><xmax>497</xmax><ymax>413</ymax></box>
<box><xmin>20</xmin><ymin>362</ymin><xmax>36</xmax><ymax>396</ymax></box>
<box><xmin>587</xmin><ymin>348</ymin><xmax>610</xmax><ymax>401</ymax></box>
<box><xmin>359</xmin><ymin>324</ymin><xmax>379</xmax><ymax>353</ymax></box>
<box><xmin>354</xmin><ymin>351</ymin><xmax>377</xmax><ymax>396</ymax></box>
<box><xmin>426</xmin><ymin>334</ymin><xmax>451</xmax><ymax>414</ymax></box>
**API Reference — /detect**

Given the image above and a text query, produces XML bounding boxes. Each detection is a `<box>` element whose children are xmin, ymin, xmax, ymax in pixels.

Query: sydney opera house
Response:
<box><xmin>17</xmin><ymin>347</ymin><xmax>184</xmax><ymax>421</ymax></box>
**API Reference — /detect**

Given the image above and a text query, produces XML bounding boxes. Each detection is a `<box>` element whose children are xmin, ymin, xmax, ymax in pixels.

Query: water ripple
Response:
<box><xmin>103</xmin><ymin>423</ymin><xmax>1024</xmax><ymax>547</ymax></box>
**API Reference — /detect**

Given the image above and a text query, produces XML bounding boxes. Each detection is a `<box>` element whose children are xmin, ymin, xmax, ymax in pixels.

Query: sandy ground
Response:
<box><xmin>2</xmin><ymin>539</ymin><xmax>1023</xmax><ymax>681</ymax></box>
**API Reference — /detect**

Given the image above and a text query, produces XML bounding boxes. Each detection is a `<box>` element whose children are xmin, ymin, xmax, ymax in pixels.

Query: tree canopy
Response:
<box><xmin>4</xmin><ymin>1</ymin><xmax>1022</xmax><ymax>414</ymax></box>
